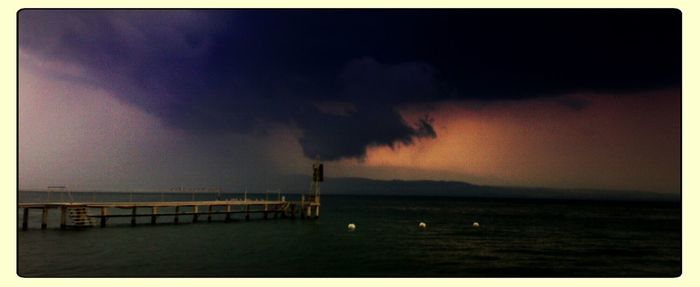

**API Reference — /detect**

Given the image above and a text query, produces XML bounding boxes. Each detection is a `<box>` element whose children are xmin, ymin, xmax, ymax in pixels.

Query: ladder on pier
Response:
<box><xmin>68</xmin><ymin>206</ymin><xmax>94</xmax><ymax>227</ymax></box>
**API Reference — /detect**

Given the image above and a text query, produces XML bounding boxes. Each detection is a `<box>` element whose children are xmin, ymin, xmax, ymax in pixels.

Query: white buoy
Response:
<box><xmin>347</xmin><ymin>223</ymin><xmax>356</xmax><ymax>231</ymax></box>
<box><xmin>418</xmin><ymin>222</ymin><xmax>427</xmax><ymax>229</ymax></box>
<box><xmin>472</xmin><ymin>222</ymin><xmax>480</xmax><ymax>228</ymax></box>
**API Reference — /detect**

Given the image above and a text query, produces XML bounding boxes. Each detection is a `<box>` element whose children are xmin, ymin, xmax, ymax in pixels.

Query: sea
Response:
<box><xmin>17</xmin><ymin>191</ymin><xmax>681</xmax><ymax>277</ymax></box>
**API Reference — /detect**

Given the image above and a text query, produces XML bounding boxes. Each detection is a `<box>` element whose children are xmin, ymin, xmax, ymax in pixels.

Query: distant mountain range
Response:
<box><xmin>280</xmin><ymin>175</ymin><xmax>679</xmax><ymax>202</ymax></box>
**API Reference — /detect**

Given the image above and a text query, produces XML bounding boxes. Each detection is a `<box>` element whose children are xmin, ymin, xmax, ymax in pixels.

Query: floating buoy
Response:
<box><xmin>347</xmin><ymin>223</ymin><xmax>356</xmax><ymax>231</ymax></box>
<box><xmin>472</xmin><ymin>222</ymin><xmax>480</xmax><ymax>228</ymax></box>
<box><xmin>418</xmin><ymin>222</ymin><xmax>427</xmax><ymax>229</ymax></box>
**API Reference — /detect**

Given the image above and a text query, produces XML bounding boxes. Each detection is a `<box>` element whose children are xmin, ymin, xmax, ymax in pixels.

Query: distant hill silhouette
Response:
<box><xmin>277</xmin><ymin>175</ymin><xmax>679</xmax><ymax>202</ymax></box>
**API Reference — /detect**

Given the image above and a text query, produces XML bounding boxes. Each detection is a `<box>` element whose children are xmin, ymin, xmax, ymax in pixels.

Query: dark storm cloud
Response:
<box><xmin>297</xmin><ymin>57</ymin><xmax>441</xmax><ymax>160</ymax></box>
<box><xmin>298</xmin><ymin>105</ymin><xmax>429</xmax><ymax>160</ymax></box>
<box><xmin>18</xmin><ymin>9</ymin><xmax>680</xmax><ymax>160</ymax></box>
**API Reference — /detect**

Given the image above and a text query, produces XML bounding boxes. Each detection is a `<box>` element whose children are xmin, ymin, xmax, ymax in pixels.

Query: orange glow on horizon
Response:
<box><xmin>345</xmin><ymin>89</ymin><xmax>680</xmax><ymax>193</ymax></box>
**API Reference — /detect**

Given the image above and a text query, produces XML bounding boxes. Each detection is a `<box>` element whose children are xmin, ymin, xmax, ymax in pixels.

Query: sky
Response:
<box><xmin>18</xmin><ymin>9</ymin><xmax>681</xmax><ymax>194</ymax></box>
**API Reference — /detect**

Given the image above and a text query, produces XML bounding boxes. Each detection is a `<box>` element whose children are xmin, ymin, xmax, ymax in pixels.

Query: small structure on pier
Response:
<box><xmin>301</xmin><ymin>155</ymin><xmax>323</xmax><ymax>219</ymax></box>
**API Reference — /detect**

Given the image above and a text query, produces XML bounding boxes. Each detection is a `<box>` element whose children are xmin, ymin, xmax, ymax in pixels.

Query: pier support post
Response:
<box><xmin>100</xmin><ymin>207</ymin><xmax>107</xmax><ymax>227</ymax></box>
<box><xmin>245</xmin><ymin>205</ymin><xmax>250</xmax><ymax>221</ymax></box>
<box><xmin>151</xmin><ymin>206</ymin><xmax>157</xmax><ymax>224</ymax></box>
<box><xmin>41</xmin><ymin>207</ymin><xmax>48</xmax><ymax>229</ymax></box>
<box><xmin>131</xmin><ymin>207</ymin><xmax>137</xmax><ymax>226</ymax></box>
<box><xmin>315</xmin><ymin>206</ymin><xmax>320</xmax><ymax>219</ymax></box>
<box><xmin>306</xmin><ymin>205</ymin><xmax>312</xmax><ymax>219</ymax></box>
<box><xmin>22</xmin><ymin>208</ymin><xmax>29</xmax><ymax>230</ymax></box>
<box><xmin>174</xmin><ymin>206</ymin><xmax>180</xmax><ymax>224</ymax></box>
<box><xmin>281</xmin><ymin>204</ymin><xmax>287</xmax><ymax>219</ymax></box>
<box><xmin>207</xmin><ymin>205</ymin><xmax>212</xmax><ymax>222</ymax></box>
<box><xmin>264</xmin><ymin>204</ymin><xmax>268</xmax><ymax>220</ymax></box>
<box><xmin>60</xmin><ymin>206</ymin><xmax>67</xmax><ymax>229</ymax></box>
<box><xmin>193</xmin><ymin>206</ymin><xmax>199</xmax><ymax>223</ymax></box>
<box><xmin>225</xmin><ymin>205</ymin><xmax>231</xmax><ymax>222</ymax></box>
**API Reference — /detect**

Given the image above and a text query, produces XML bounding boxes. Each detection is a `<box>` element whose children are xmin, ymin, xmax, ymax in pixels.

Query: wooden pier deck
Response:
<box><xmin>19</xmin><ymin>199</ymin><xmax>320</xmax><ymax>230</ymax></box>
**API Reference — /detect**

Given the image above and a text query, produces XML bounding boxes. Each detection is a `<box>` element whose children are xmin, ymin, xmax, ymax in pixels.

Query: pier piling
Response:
<box><xmin>41</xmin><ymin>207</ymin><xmax>48</xmax><ymax>229</ymax></box>
<box><xmin>60</xmin><ymin>206</ymin><xmax>67</xmax><ymax>229</ymax></box>
<box><xmin>207</xmin><ymin>205</ymin><xmax>212</xmax><ymax>222</ymax></box>
<box><xmin>174</xmin><ymin>206</ymin><xmax>180</xmax><ymax>224</ymax></box>
<box><xmin>100</xmin><ymin>207</ymin><xmax>107</xmax><ymax>227</ymax></box>
<box><xmin>151</xmin><ymin>206</ymin><xmax>157</xmax><ymax>224</ymax></box>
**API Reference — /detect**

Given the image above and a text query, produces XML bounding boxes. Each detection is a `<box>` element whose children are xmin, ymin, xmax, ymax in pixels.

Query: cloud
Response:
<box><xmin>19</xmin><ymin>11</ymin><xmax>446</xmax><ymax>160</ymax></box>
<box><xmin>337</xmin><ymin>57</ymin><xmax>442</xmax><ymax>103</ymax></box>
<box><xmin>293</xmin><ymin>58</ymin><xmax>443</xmax><ymax>160</ymax></box>
<box><xmin>18</xmin><ymin>10</ymin><xmax>679</xmax><ymax>161</ymax></box>
<box><xmin>297</xmin><ymin>105</ymin><xmax>437</xmax><ymax>161</ymax></box>
<box><xmin>313</xmin><ymin>101</ymin><xmax>357</xmax><ymax>116</ymax></box>
<box><xmin>414</xmin><ymin>116</ymin><xmax>437</xmax><ymax>138</ymax></box>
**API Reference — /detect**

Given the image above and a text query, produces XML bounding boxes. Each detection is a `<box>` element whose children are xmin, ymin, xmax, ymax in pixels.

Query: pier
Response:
<box><xmin>19</xmin><ymin>197</ymin><xmax>320</xmax><ymax>230</ymax></box>
<box><xmin>20</xmin><ymin>157</ymin><xmax>325</xmax><ymax>230</ymax></box>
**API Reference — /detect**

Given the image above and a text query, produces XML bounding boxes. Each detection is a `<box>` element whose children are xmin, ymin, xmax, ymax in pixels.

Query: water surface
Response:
<box><xmin>17</xmin><ymin>193</ymin><xmax>681</xmax><ymax>277</ymax></box>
